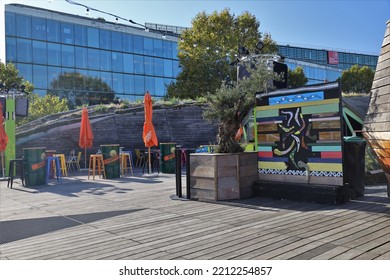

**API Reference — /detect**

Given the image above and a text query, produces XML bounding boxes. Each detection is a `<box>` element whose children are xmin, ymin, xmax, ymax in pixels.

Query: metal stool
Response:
<box><xmin>88</xmin><ymin>154</ymin><xmax>106</xmax><ymax>180</ymax></box>
<box><xmin>7</xmin><ymin>159</ymin><xmax>25</xmax><ymax>188</ymax></box>
<box><xmin>46</xmin><ymin>156</ymin><xmax>62</xmax><ymax>184</ymax></box>
<box><xmin>54</xmin><ymin>154</ymin><xmax>68</xmax><ymax>176</ymax></box>
<box><xmin>120</xmin><ymin>153</ymin><xmax>133</xmax><ymax>176</ymax></box>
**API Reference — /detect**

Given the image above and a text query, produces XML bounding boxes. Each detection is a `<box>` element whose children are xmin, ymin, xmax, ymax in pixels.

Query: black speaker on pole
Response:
<box><xmin>15</xmin><ymin>97</ymin><xmax>29</xmax><ymax>117</ymax></box>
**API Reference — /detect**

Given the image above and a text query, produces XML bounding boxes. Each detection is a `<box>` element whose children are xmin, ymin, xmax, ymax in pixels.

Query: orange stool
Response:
<box><xmin>121</xmin><ymin>153</ymin><xmax>133</xmax><ymax>176</ymax></box>
<box><xmin>88</xmin><ymin>154</ymin><xmax>106</xmax><ymax>180</ymax></box>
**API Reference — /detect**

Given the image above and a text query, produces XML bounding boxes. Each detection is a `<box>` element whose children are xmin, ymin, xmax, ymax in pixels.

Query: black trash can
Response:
<box><xmin>23</xmin><ymin>147</ymin><xmax>46</xmax><ymax>187</ymax></box>
<box><xmin>100</xmin><ymin>144</ymin><xmax>120</xmax><ymax>179</ymax></box>
<box><xmin>344</xmin><ymin>137</ymin><xmax>366</xmax><ymax>199</ymax></box>
<box><xmin>160</xmin><ymin>143</ymin><xmax>176</xmax><ymax>173</ymax></box>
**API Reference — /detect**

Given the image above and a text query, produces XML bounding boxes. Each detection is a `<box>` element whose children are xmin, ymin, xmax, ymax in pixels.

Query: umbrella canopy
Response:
<box><xmin>142</xmin><ymin>92</ymin><xmax>158</xmax><ymax>148</ymax></box>
<box><xmin>79</xmin><ymin>107</ymin><xmax>94</xmax><ymax>168</ymax></box>
<box><xmin>0</xmin><ymin>103</ymin><xmax>8</xmax><ymax>152</ymax></box>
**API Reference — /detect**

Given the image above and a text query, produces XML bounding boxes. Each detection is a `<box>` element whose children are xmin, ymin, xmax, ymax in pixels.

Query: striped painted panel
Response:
<box><xmin>311</xmin><ymin>145</ymin><xmax>342</xmax><ymax>152</ymax></box>
<box><xmin>309</xmin><ymin>158</ymin><xmax>342</xmax><ymax>163</ymax></box>
<box><xmin>258</xmin><ymin>98</ymin><xmax>339</xmax><ymax>112</ymax></box>
<box><xmin>256</xmin><ymin>108</ymin><xmax>279</xmax><ymax>118</ymax></box>
<box><xmin>258</xmin><ymin>134</ymin><xmax>280</xmax><ymax>142</ymax></box>
<box><xmin>312</xmin><ymin>120</ymin><xmax>341</xmax><ymax>129</ymax></box>
<box><xmin>257</xmin><ymin>123</ymin><xmax>278</xmax><ymax>132</ymax></box>
<box><xmin>308</xmin><ymin>162</ymin><xmax>343</xmax><ymax>172</ymax></box>
<box><xmin>258</xmin><ymin>146</ymin><xmax>273</xmax><ymax>152</ymax></box>
<box><xmin>319</xmin><ymin>131</ymin><xmax>341</xmax><ymax>140</ymax></box>
<box><xmin>269</xmin><ymin>91</ymin><xmax>324</xmax><ymax>105</ymax></box>
<box><xmin>258</xmin><ymin>151</ymin><xmax>273</xmax><ymax>158</ymax></box>
<box><xmin>258</xmin><ymin>161</ymin><xmax>286</xmax><ymax>170</ymax></box>
<box><xmin>302</xmin><ymin>102</ymin><xmax>340</xmax><ymax>115</ymax></box>
<box><xmin>321</xmin><ymin>151</ymin><xmax>342</xmax><ymax>158</ymax></box>
<box><xmin>258</xmin><ymin>157</ymin><xmax>288</xmax><ymax>162</ymax></box>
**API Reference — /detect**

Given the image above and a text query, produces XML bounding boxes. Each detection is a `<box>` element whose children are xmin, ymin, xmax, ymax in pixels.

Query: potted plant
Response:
<box><xmin>190</xmin><ymin>61</ymin><xmax>275</xmax><ymax>201</ymax></box>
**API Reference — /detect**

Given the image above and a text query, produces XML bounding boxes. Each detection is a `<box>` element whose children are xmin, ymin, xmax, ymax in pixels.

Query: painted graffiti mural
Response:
<box><xmin>255</xmin><ymin>83</ymin><xmax>344</xmax><ymax>186</ymax></box>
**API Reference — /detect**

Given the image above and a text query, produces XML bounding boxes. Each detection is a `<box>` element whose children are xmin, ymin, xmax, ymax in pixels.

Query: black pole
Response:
<box><xmin>175</xmin><ymin>145</ymin><xmax>182</xmax><ymax>198</ymax></box>
<box><xmin>186</xmin><ymin>149</ymin><xmax>191</xmax><ymax>199</ymax></box>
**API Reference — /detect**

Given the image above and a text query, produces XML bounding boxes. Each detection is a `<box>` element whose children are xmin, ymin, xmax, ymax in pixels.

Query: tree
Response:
<box><xmin>49</xmin><ymin>72</ymin><xmax>115</xmax><ymax>109</ymax></box>
<box><xmin>166</xmin><ymin>9</ymin><xmax>278</xmax><ymax>99</ymax></box>
<box><xmin>0</xmin><ymin>62</ymin><xmax>34</xmax><ymax>93</ymax></box>
<box><xmin>288</xmin><ymin>66</ymin><xmax>308</xmax><ymax>88</ymax></box>
<box><xmin>203</xmin><ymin>61</ymin><xmax>274</xmax><ymax>153</ymax></box>
<box><xmin>338</xmin><ymin>65</ymin><xmax>374</xmax><ymax>94</ymax></box>
<box><xmin>17</xmin><ymin>93</ymin><xmax>69</xmax><ymax>125</ymax></box>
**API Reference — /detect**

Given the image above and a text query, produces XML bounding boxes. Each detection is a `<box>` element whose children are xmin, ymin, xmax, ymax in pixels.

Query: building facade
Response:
<box><xmin>1</xmin><ymin>4</ymin><xmax>379</xmax><ymax>104</ymax></box>
<box><xmin>3</xmin><ymin>4</ymin><xmax>180</xmax><ymax>105</ymax></box>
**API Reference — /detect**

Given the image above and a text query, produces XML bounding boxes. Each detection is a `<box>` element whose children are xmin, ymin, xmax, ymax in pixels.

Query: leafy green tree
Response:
<box><xmin>17</xmin><ymin>93</ymin><xmax>69</xmax><ymax>125</ymax></box>
<box><xmin>288</xmin><ymin>66</ymin><xmax>308</xmax><ymax>88</ymax></box>
<box><xmin>166</xmin><ymin>8</ymin><xmax>278</xmax><ymax>99</ymax></box>
<box><xmin>203</xmin><ymin>62</ymin><xmax>274</xmax><ymax>153</ymax></box>
<box><xmin>338</xmin><ymin>65</ymin><xmax>374</xmax><ymax>94</ymax></box>
<box><xmin>49</xmin><ymin>72</ymin><xmax>115</xmax><ymax>109</ymax></box>
<box><xmin>0</xmin><ymin>62</ymin><xmax>34</xmax><ymax>93</ymax></box>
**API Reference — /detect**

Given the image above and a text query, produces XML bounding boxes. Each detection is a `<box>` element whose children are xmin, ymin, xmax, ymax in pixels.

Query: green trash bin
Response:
<box><xmin>23</xmin><ymin>147</ymin><xmax>46</xmax><ymax>187</ymax></box>
<box><xmin>100</xmin><ymin>144</ymin><xmax>120</xmax><ymax>179</ymax></box>
<box><xmin>160</xmin><ymin>143</ymin><xmax>176</xmax><ymax>173</ymax></box>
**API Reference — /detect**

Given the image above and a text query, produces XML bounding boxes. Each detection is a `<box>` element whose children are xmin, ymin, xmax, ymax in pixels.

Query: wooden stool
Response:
<box><xmin>46</xmin><ymin>156</ymin><xmax>62</xmax><ymax>184</ymax></box>
<box><xmin>54</xmin><ymin>154</ymin><xmax>68</xmax><ymax>176</ymax></box>
<box><xmin>120</xmin><ymin>153</ymin><xmax>133</xmax><ymax>176</ymax></box>
<box><xmin>88</xmin><ymin>154</ymin><xmax>106</xmax><ymax>180</ymax></box>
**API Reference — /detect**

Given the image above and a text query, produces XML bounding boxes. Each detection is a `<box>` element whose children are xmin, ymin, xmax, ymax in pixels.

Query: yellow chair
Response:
<box><xmin>134</xmin><ymin>149</ymin><xmax>145</xmax><ymax>167</ymax></box>
<box><xmin>53</xmin><ymin>154</ymin><xmax>68</xmax><ymax>176</ymax></box>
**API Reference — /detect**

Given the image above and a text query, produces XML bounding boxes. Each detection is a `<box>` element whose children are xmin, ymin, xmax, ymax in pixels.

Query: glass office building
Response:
<box><xmin>3</xmin><ymin>4</ymin><xmax>180</xmax><ymax>106</ymax></box>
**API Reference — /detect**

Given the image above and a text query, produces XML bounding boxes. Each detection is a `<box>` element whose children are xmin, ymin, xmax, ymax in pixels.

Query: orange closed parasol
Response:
<box><xmin>0</xmin><ymin>103</ymin><xmax>8</xmax><ymax>177</ymax></box>
<box><xmin>142</xmin><ymin>91</ymin><xmax>158</xmax><ymax>173</ymax></box>
<box><xmin>79</xmin><ymin>107</ymin><xmax>94</xmax><ymax>169</ymax></box>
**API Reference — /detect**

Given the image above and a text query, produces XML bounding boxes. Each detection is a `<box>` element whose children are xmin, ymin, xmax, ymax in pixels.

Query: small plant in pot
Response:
<box><xmin>203</xmin><ymin>62</ymin><xmax>274</xmax><ymax>153</ymax></box>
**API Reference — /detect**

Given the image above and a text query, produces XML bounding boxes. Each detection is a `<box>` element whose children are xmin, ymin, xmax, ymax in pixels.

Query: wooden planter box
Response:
<box><xmin>190</xmin><ymin>152</ymin><xmax>258</xmax><ymax>201</ymax></box>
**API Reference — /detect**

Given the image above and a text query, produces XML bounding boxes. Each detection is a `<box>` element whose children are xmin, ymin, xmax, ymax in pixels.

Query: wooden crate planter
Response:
<box><xmin>189</xmin><ymin>152</ymin><xmax>258</xmax><ymax>201</ymax></box>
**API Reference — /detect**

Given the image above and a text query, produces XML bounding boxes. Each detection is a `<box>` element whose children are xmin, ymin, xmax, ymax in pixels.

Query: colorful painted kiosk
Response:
<box><xmin>254</xmin><ymin>82</ymin><xmax>365</xmax><ymax>204</ymax></box>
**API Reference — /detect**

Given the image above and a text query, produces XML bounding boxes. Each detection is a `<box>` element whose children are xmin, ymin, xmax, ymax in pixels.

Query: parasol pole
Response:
<box><xmin>84</xmin><ymin>147</ymin><xmax>87</xmax><ymax>169</ymax></box>
<box><xmin>148</xmin><ymin>147</ymin><xmax>151</xmax><ymax>174</ymax></box>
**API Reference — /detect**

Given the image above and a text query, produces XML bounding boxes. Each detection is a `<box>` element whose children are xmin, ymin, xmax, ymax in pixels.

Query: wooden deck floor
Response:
<box><xmin>1</xmin><ymin>171</ymin><xmax>389</xmax><ymax>260</ymax></box>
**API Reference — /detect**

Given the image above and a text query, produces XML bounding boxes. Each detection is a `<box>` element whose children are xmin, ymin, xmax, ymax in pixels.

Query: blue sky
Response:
<box><xmin>2</xmin><ymin>0</ymin><xmax>389</xmax><ymax>55</ymax></box>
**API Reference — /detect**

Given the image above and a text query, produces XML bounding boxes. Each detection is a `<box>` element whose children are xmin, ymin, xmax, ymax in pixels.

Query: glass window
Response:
<box><xmin>61</xmin><ymin>68</ymin><xmax>75</xmax><ymax>89</ymax></box>
<box><xmin>144</xmin><ymin>56</ymin><xmax>154</xmax><ymax>75</ymax></box>
<box><xmin>172</xmin><ymin>60</ymin><xmax>180</xmax><ymax>77</ymax></box>
<box><xmin>32</xmin><ymin>41</ymin><xmax>47</xmax><ymax>64</ymax></box>
<box><xmin>154</xmin><ymin>58</ymin><xmax>164</xmax><ymax>76</ymax></box>
<box><xmin>100</xmin><ymin>71</ymin><xmax>113</xmax><ymax>90</ymax></box>
<box><xmin>100</xmin><ymin>29</ymin><xmax>111</xmax><ymax>49</ymax></box>
<box><xmin>16</xmin><ymin>14</ymin><xmax>31</xmax><ymax>38</ymax></box>
<box><xmin>154</xmin><ymin>39</ymin><xmax>163</xmax><ymax>57</ymax></box>
<box><xmin>48</xmin><ymin>43</ymin><xmax>61</xmax><ymax>66</ymax></box>
<box><xmin>74</xmin><ymin>25</ymin><xmax>87</xmax><ymax>46</ymax></box>
<box><xmin>134</xmin><ymin>75</ymin><xmax>145</xmax><ymax>94</ymax></box>
<box><xmin>6</xmin><ymin>37</ymin><xmax>16</xmax><ymax>62</ymax></box>
<box><xmin>122</xmin><ymin>33</ymin><xmax>133</xmax><ymax>52</ymax></box>
<box><xmin>123</xmin><ymin>53</ymin><xmax>134</xmax><ymax>73</ymax></box>
<box><xmin>123</xmin><ymin>74</ymin><xmax>134</xmax><ymax>94</ymax></box>
<box><xmin>87</xmin><ymin>27</ymin><xmax>99</xmax><ymax>48</ymax></box>
<box><xmin>62</xmin><ymin>45</ymin><xmax>75</xmax><ymax>67</ymax></box>
<box><xmin>33</xmin><ymin>65</ymin><xmax>48</xmax><ymax>88</ymax></box>
<box><xmin>144</xmin><ymin>38</ymin><xmax>153</xmax><ymax>55</ymax></box>
<box><xmin>163</xmin><ymin>59</ymin><xmax>173</xmax><ymax>77</ymax></box>
<box><xmin>112</xmin><ymin>52</ymin><xmax>123</xmax><ymax>72</ymax></box>
<box><xmin>172</xmin><ymin>42</ymin><xmax>178</xmax><ymax>59</ymax></box>
<box><xmin>88</xmin><ymin>48</ymin><xmax>100</xmax><ymax>70</ymax></box>
<box><xmin>163</xmin><ymin>41</ymin><xmax>173</xmax><ymax>58</ymax></box>
<box><xmin>75</xmin><ymin>69</ymin><xmax>89</xmax><ymax>90</ymax></box>
<box><xmin>100</xmin><ymin>50</ymin><xmax>112</xmax><ymax>71</ymax></box>
<box><xmin>133</xmin><ymin>35</ymin><xmax>144</xmax><ymax>54</ymax></box>
<box><xmin>145</xmin><ymin>76</ymin><xmax>155</xmax><ymax>93</ymax></box>
<box><xmin>134</xmin><ymin>55</ymin><xmax>144</xmax><ymax>74</ymax></box>
<box><xmin>47</xmin><ymin>19</ymin><xmax>61</xmax><ymax>42</ymax></box>
<box><xmin>17</xmin><ymin>38</ymin><xmax>32</xmax><ymax>63</ymax></box>
<box><xmin>111</xmin><ymin>31</ymin><xmax>122</xmax><ymax>51</ymax></box>
<box><xmin>88</xmin><ymin>70</ymin><xmax>100</xmax><ymax>81</ymax></box>
<box><xmin>155</xmin><ymin>77</ymin><xmax>165</xmax><ymax>96</ymax></box>
<box><xmin>113</xmin><ymin>73</ymin><xmax>124</xmax><ymax>93</ymax></box>
<box><xmin>32</xmin><ymin>17</ymin><xmax>47</xmax><ymax>40</ymax></box>
<box><xmin>48</xmin><ymin>66</ymin><xmax>62</xmax><ymax>89</ymax></box>
<box><xmin>5</xmin><ymin>12</ymin><xmax>16</xmax><ymax>36</ymax></box>
<box><xmin>75</xmin><ymin>47</ymin><xmax>88</xmax><ymax>69</ymax></box>
<box><xmin>16</xmin><ymin>63</ymin><xmax>33</xmax><ymax>83</ymax></box>
<box><xmin>61</xmin><ymin>22</ymin><xmax>74</xmax><ymax>44</ymax></box>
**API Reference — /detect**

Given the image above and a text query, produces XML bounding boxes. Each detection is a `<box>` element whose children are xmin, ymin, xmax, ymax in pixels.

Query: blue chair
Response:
<box><xmin>46</xmin><ymin>156</ymin><xmax>62</xmax><ymax>184</ymax></box>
